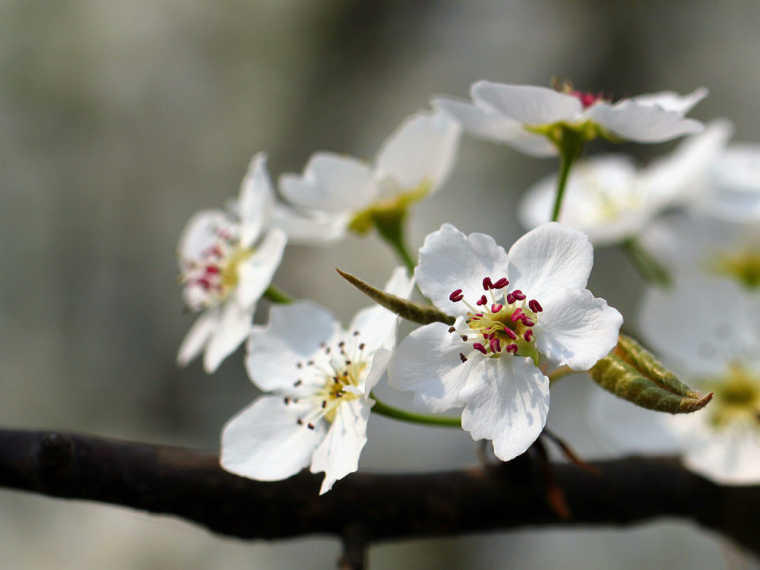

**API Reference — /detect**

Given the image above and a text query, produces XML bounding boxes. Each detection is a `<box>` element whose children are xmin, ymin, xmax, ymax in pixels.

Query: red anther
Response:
<box><xmin>511</xmin><ymin>308</ymin><xmax>524</xmax><ymax>322</ymax></box>
<box><xmin>476</xmin><ymin>295</ymin><xmax>487</xmax><ymax>306</ymax></box>
<box><xmin>503</xmin><ymin>327</ymin><xmax>517</xmax><ymax>340</ymax></box>
<box><xmin>449</xmin><ymin>289</ymin><xmax>464</xmax><ymax>302</ymax></box>
<box><xmin>511</xmin><ymin>289</ymin><xmax>526</xmax><ymax>301</ymax></box>
<box><xmin>482</xmin><ymin>277</ymin><xmax>494</xmax><ymax>290</ymax></box>
<box><xmin>529</xmin><ymin>299</ymin><xmax>543</xmax><ymax>312</ymax></box>
<box><xmin>205</xmin><ymin>265</ymin><xmax>220</xmax><ymax>274</ymax></box>
<box><xmin>521</xmin><ymin>316</ymin><xmax>535</xmax><ymax>327</ymax></box>
<box><xmin>491</xmin><ymin>303</ymin><xmax>503</xmax><ymax>313</ymax></box>
<box><xmin>197</xmin><ymin>277</ymin><xmax>212</xmax><ymax>290</ymax></box>
<box><xmin>506</xmin><ymin>293</ymin><xmax>515</xmax><ymax>304</ymax></box>
<box><xmin>493</xmin><ymin>277</ymin><xmax>509</xmax><ymax>289</ymax></box>
<box><xmin>506</xmin><ymin>343</ymin><xmax>518</xmax><ymax>354</ymax></box>
<box><xmin>473</xmin><ymin>343</ymin><xmax>488</xmax><ymax>355</ymax></box>
<box><xmin>524</xmin><ymin>329</ymin><xmax>534</xmax><ymax>342</ymax></box>
<box><xmin>490</xmin><ymin>337</ymin><xmax>501</xmax><ymax>353</ymax></box>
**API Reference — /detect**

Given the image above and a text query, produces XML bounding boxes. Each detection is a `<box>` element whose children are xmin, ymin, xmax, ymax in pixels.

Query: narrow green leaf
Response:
<box><xmin>336</xmin><ymin>268</ymin><xmax>454</xmax><ymax>326</ymax></box>
<box><xmin>590</xmin><ymin>334</ymin><xmax>713</xmax><ymax>414</ymax></box>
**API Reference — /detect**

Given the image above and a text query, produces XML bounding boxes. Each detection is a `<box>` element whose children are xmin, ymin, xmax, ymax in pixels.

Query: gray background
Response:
<box><xmin>0</xmin><ymin>0</ymin><xmax>758</xmax><ymax>568</ymax></box>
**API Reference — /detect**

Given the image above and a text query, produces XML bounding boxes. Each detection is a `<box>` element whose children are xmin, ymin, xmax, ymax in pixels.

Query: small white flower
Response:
<box><xmin>693</xmin><ymin>143</ymin><xmax>760</xmax><ymax>222</ymax></box>
<box><xmin>388</xmin><ymin>223</ymin><xmax>622</xmax><ymax>461</ymax></box>
<box><xmin>220</xmin><ymin>267</ymin><xmax>414</xmax><ymax>494</ymax></box>
<box><xmin>177</xmin><ymin>154</ymin><xmax>287</xmax><ymax>373</ymax></box>
<box><xmin>433</xmin><ymin>81</ymin><xmax>706</xmax><ymax>156</ymax></box>
<box><xmin>591</xmin><ymin>276</ymin><xmax>760</xmax><ymax>484</ymax></box>
<box><xmin>518</xmin><ymin>121</ymin><xmax>732</xmax><ymax>244</ymax></box>
<box><xmin>275</xmin><ymin>110</ymin><xmax>460</xmax><ymax>242</ymax></box>
<box><xmin>641</xmin><ymin>212</ymin><xmax>760</xmax><ymax>290</ymax></box>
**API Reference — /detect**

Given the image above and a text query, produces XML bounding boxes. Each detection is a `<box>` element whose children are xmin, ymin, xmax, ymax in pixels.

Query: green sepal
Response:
<box><xmin>590</xmin><ymin>334</ymin><xmax>713</xmax><ymax>414</ymax></box>
<box><xmin>336</xmin><ymin>268</ymin><xmax>454</xmax><ymax>326</ymax></box>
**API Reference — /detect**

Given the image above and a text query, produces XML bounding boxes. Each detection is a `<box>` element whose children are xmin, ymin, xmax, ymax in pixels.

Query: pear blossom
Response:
<box><xmin>518</xmin><ymin>121</ymin><xmax>732</xmax><ymax>244</ymax></box>
<box><xmin>641</xmin><ymin>213</ymin><xmax>760</xmax><ymax>290</ymax></box>
<box><xmin>693</xmin><ymin>143</ymin><xmax>760</xmax><ymax>222</ymax></box>
<box><xmin>388</xmin><ymin>223</ymin><xmax>622</xmax><ymax>461</ymax></box>
<box><xmin>177</xmin><ymin>154</ymin><xmax>287</xmax><ymax>373</ymax></box>
<box><xmin>220</xmin><ymin>267</ymin><xmax>414</xmax><ymax>494</ymax></box>
<box><xmin>591</xmin><ymin>276</ymin><xmax>760</xmax><ymax>484</ymax></box>
<box><xmin>433</xmin><ymin>81</ymin><xmax>706</xmax><ymax>157</ymax></box>
<box><xmin>275</xmin><ymin>109</ymin><xmax>460</xmax><ymax>242</ymax></box>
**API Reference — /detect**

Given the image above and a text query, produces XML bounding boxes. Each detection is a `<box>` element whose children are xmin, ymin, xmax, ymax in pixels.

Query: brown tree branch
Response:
<box><xmin>0</xmin><ymin>428</ymin><xmax>758</xmax><ymax>560</ymax></box>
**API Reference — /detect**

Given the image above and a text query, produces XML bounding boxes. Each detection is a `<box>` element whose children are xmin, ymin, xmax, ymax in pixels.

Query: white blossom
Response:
<box><xmin>220</xmin><ymin>268</ymin><xmax>414</xmax><ymax>494</ymax></box>
<box><xmin>389</xmin><ymin>223</ymin><xmax>622</xmax><ymax>461</ymax></box>
<box><xmin>433</xmin><ymin>81</ymin><xmax>706</xmax><ymax>156</ymax></box>
<box><xmin>177</xmin><ymin>154</ymin><xmax>287</xmax><ymax>373</ymax></box>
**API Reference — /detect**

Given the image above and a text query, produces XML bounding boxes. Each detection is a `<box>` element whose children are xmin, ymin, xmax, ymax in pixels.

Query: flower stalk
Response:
<box><xmin>621</xmin><ymin>238</ymin><xmax>672</xmax><ymax>287</ymax></box>
<box><xmin>370</xmin><ymin>393</ymin><xmax>461</xmax><ymax>428</ymax></box>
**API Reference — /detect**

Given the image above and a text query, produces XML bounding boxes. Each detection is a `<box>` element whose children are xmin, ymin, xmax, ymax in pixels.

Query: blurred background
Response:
<box><xmin>0</xmin><ymin>0</ymin><xmax>758</xmax><ymax>567</ymax></box>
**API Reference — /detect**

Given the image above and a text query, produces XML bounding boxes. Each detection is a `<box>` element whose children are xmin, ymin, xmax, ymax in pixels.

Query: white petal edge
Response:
<box><xmin>586</xmin><ymin>100</ymin><xmax>703</xmax><ymax>143</ymax></box>
<box><xmin>234</xmin><ymin>228</ymin><xmax>287</xmax><ymax>309</ymax></box>
<box><xmin>178</xmin><ymin>210</ymin><xmax>233</xmax><ymax>268</ymax></box>
<box><xmin>471</xmin><ymin>81</ymin><xmax>582</xmax><ymax>125</ymax></box>
<box><xmin>271</xmin><ymin>203</ymin><xmax>347</xmax><ymax>244</ymax></box>
<box><xmin>631</xmin><ymin>87</ymin><xmax>708</xmax><ymax>114</ymax></box>
<box><xmin>177</xmin><ymin>308</ymin><xmax>220</xmax><ymax>367</ymax></box>
<box><xmin>203</xmin><ymin>301</ymin><xmax>254</xmax><ymax>373</ymax></box>
<box><xmin>237</xmin><ymin>153</ymin><xmax>274</xmax><ymax>247</ymax></box>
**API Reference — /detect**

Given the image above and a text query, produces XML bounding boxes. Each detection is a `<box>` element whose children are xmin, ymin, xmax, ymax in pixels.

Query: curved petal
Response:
<box><xmin>348</xmin><ymin>266</ymin><xmax>414</xmax><ymax>353</ymax></box>
<box><xmin>279</xmin><ymin>152</ymin><xmax>377</xmax><ymax>214</ymax></box>
<box><xmin>375</xmin><ymin>110</ymin><xmax>460</xmax><ymax>192</ymax></box>
<box><xmin>177</xmin><ymin>308</ymin><xmax>220</xmax><ymax>367</ymax></box>
<box><xmin>310</xmin><ymin>398</ymin><xmax>371</xmax><ymax>494</ymax></box>
<box><xmin>700</xmin><ymin>144</ymin><xmax>760</xmax><ymax>222</ymax></box>
<box><xmin>586</xmin><ymin>100</ymin><xmax>703</xmax><ymax>143</ymax></box>
<box><xmin>682</xmin><ymin>421</ymin><xmax>760</xmax><ymax>485</ymax></box>
<box><xmin>460</xmin><ymin>356</ymin><xmax>550</xmax><ymax>461</ymax></box>
<box><xmin>271</xmin><ymin>203</ymin><xmax>347</xmax><ymax>244</ymax></box>
<box><xmin>237</xmin><ymin>153</ymin><xmax>274</xmax><ymax>247</ymax></box>
<box><xmin>178</xmin><ymin>210</ymin><xmax>234</xmax><ymax>267</ymax></box>
<box><xmin>639</xmin><ymin>276</ymin><xmax>759</xmax><ymax>377</ymax></box>
<box><xmin>631</xmin><ymin>87</ymin><xmax>708</xmax><ymax>114</ymax></box>
<box><xmin>415</xmin><ymin>224</ymin><xmax>509</xmax><ymax>317</ymax></box>
<box><xmin>220</xmin><ymin>396</ymin><xmax>325</xmax><ymax>481</ymax></box>
<box><xmin>472</xmin><ymin>81</ymin><xmax>581</xmax><ymax>125</ymax></box>
<box><xmin>537</xmin><ymin>288</ymin><xmax>623</xmax><ymax>370</ymax></box>
<box><xmin>246</xmin><ymin>301</ymin><xmax>341</xmax><ymax>392</ymax></box>
<box><xmin>203</xmin><ymin>301</ymin><xmax>254</xmax><ymax>373</ymax></box>
<box><xmin>234</xmin><ymin>228</ymin><xmax>287</xmax><ymax>309</ymax></box>
<box><xmin>506</xmin><ymin>222</ymin><xmax>593</xmax><ymax>302</ymax></box>
<box><xmin>388</xmin><ymin>320</ymin><xmax>482</xmax><ymax>412</ymax></box>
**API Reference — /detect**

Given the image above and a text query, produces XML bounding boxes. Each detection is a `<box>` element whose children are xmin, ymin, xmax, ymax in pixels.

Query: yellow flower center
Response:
<box><xmin>347</xmin><ymin>180</ymin><xmax>431</xmax><ymax>235</ymax></box>
<box><xmin>705</xmin><ymin>364</ymin><xmax>760</xmax><ymax>429</ymax></box>
<box><xmin>712</xmin><ymin>250</ymin><xmax>760</xmax><ymax>290</ymax></box>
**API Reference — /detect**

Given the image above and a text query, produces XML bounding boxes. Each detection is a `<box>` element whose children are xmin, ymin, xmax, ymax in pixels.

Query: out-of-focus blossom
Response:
<box><xmin>221</xmin><ymin>268</ymin><xmax>413</xmax><ymax>494</ymax></box>
<box><xmin>389</xmin><ymin>223</ymin><xmax>622</xmax><ymax>461</ymax></box>
<box><xmin>434</xmin><ymin>81</ymin><xmax>706</xmax><ymax>157</ymax></box>
<box><xmin>275</xmin><ymin>110</ymin><xmax>460</xmax><ymax>242</ymax></box>
<box><xmin>693</xmin><ymin>143</ymin><xmax>760</xmax><ymax>222</ymax></box>
<box><xmin>177</xmin><ymin>154</ymin><xmax>287</xmax><ymax>373</ymax></box>
<box><xmin>518</xmin><ymin>121</ymin><xmax>732</xmax><ymax>244</ymax></box>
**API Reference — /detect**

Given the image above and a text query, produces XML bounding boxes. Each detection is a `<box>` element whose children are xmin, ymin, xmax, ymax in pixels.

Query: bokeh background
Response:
<box><xmin>1</xmin><ymin>0</ymin><xmax>759</xmax><ymax>568</ymax></box>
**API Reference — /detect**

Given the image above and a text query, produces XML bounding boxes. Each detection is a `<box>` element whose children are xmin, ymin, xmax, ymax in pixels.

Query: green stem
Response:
<box><xmin>370</xmin><ymin>392</ymin><xmax>461</xmax><ymax>428</ymax></box>
<box><xmin>551</xmin><ymin>150</ymin><xmax>576</xmax><ymax>222</ymax></box>
<box><xmin>549</xmin><ymin>126</ymin><xmax>586</xmax><ymax>223</ymax></box>
<box><xmin>263</xmin><ymin>285</ymin><xmax>293</xmax><ymax>304</ymax></box>
<box><xmin>621</xmin><ymin>238</ymin><xmax>672</xmax><ymax>288</ymax></box>
<box><xmin>372</xmin><ymin>212</ymin><xmax>416</xmax><ymax>274</ymax></box>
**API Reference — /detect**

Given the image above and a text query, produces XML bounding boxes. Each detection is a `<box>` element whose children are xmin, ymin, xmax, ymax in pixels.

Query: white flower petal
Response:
<box><xmin>631</xmin><ymin>87</ymin><xmax>708</xmax><ymax>114</ymax></box>
<box><xmin>460</xmin><ymin>356</ymin><xmax>550</xmax><ymax>461</ymax></box>
<box><xmin>177</xmin><ymin>210</ymin><xmax>233</xmax><ymax>267</ymax></box>
<box><xmin>271</xmin><ymin>203</ymin><xmax>347</xmax><ymax>244</ymax></box>
<box><xmin>586</xmin><ymin>100</ymin><xmax>703</xmax><ymax>143</ymax></box>
<box><xmin>415</xmin><ymin>224</ymin><xmax>509</xmax><ymax>316</ymax></box>
<box><xmin>537</xmin><ymin>288</ymin><xmax>622</xmax><ymax>370</ymax></box>
<box><xmin>363</xmin><ymin>348</ymin><xmax>392</xmax><ymax>393</ymax></box>
<box><xmin>682</xmin><ymin>421</ymin><xmax>760</xmax><ymax>485</ymax></box>
<box><xmin>279</xmin><ymin>152</ymin><xmax>377</xmax><ymax>214</ymax></box>
<box><xmin>348</xmin><ymin>267</ymin><xmax>414</xmax><ymax>354</ymax></box>
<box><xmin>375</xmin><ymin>110</ymin><xmax>460</xmax><ymax>192</ymax></box>
<box><xmin>639</xmin><ymin>276</ymin><xmax>759</xmax><ymax>377</ymax></box>
<box><xmin>220</xmin><ymin>395</ymin><xmax>325</xmax><ymax>481</ymax></box>
<box><xmin>203</xmin><ymin>301</ymin><xmax>253</xmax><ymax>373</ymax></box>
<box><xmin>471</xmin><ymin>81</ymin><xmax>582</xmax><ymax>125</ymax></box>
<box><xmin>388</xmin><ymin>320</ymin><xmax>482</xmax><ymax>412</ymax></box>
<box><xmin>247</xmin><ymin>301</ymin><xmax>341</xmax><ymax>392</ymax></box>
<box><xmin>177</xmin><ymin>308</ymin><xmax>220</xmax><ymax>367</ymax></box>
<box><xmin>506</xmin><ymin>222</ymin><xmax>593</xmax><ymax>302</ymax></box>
<box><xmin>237</xmin><ymin>153</ymin><xmax>274</xmax><ymax>247</ymax></box>
<box><xmin>234</xmin><ymin>228</ymin><xmax>287</xmax><ymax>309</ymax></box>
<box><xmin>699</xmin><ymin>144</ymin><xmax>760</xmax><ymax>222</ymax></box>
<box><xmin>433</xmin><ymin>97</ymin><xmax>556</xmax><ymax>156</ymax></box>
<box><xmin>310</xmin><ymin>398</ymin><xmax>371</xmax><ymax>494</ymax></box>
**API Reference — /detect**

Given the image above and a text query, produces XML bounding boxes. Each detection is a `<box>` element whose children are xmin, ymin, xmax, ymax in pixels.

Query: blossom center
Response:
<box><xmin>448</xmin><ymin>276</ymin><xmax>543</xmax><ymax>363</ymax></box>
<box><xmin>180</xmin><ymin>225</ymin><xmax>253</xmax><ymax>310</ymax></box>
<box><xmin>712</xmin><ymin>249</ymin><xmax>760</xmax><ymax>290</ymax></box>
<box><xmin>570</xmin><ymin>90</ymin><xmax>605</xmax><ymax>109</ymax></box>
<box><xmin>705</xmin><ymin>364</ymin><xmax>760</xmax><ymax>429</ymax></box>
<box><xmin>347</xmin><ymin>179</ymin><xmax>431</xmax><ymax>235</ymax></box>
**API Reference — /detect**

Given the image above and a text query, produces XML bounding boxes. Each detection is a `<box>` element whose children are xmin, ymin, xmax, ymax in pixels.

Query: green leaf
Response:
<box><xmin>336</xmin><ymin>268</ymin><xmax>454</xmax><ymax>326</ymax></box>
<box><xmin>590</xmin><ymin>334</ymin><xmax>713</xmax><ymax>414</ymax></box>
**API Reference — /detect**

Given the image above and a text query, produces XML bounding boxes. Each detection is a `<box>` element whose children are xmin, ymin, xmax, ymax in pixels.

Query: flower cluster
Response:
<box><xmin>172</xmin><ymin>78</ymin><xmax>759</xmax><ymax>493</ymax></box>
